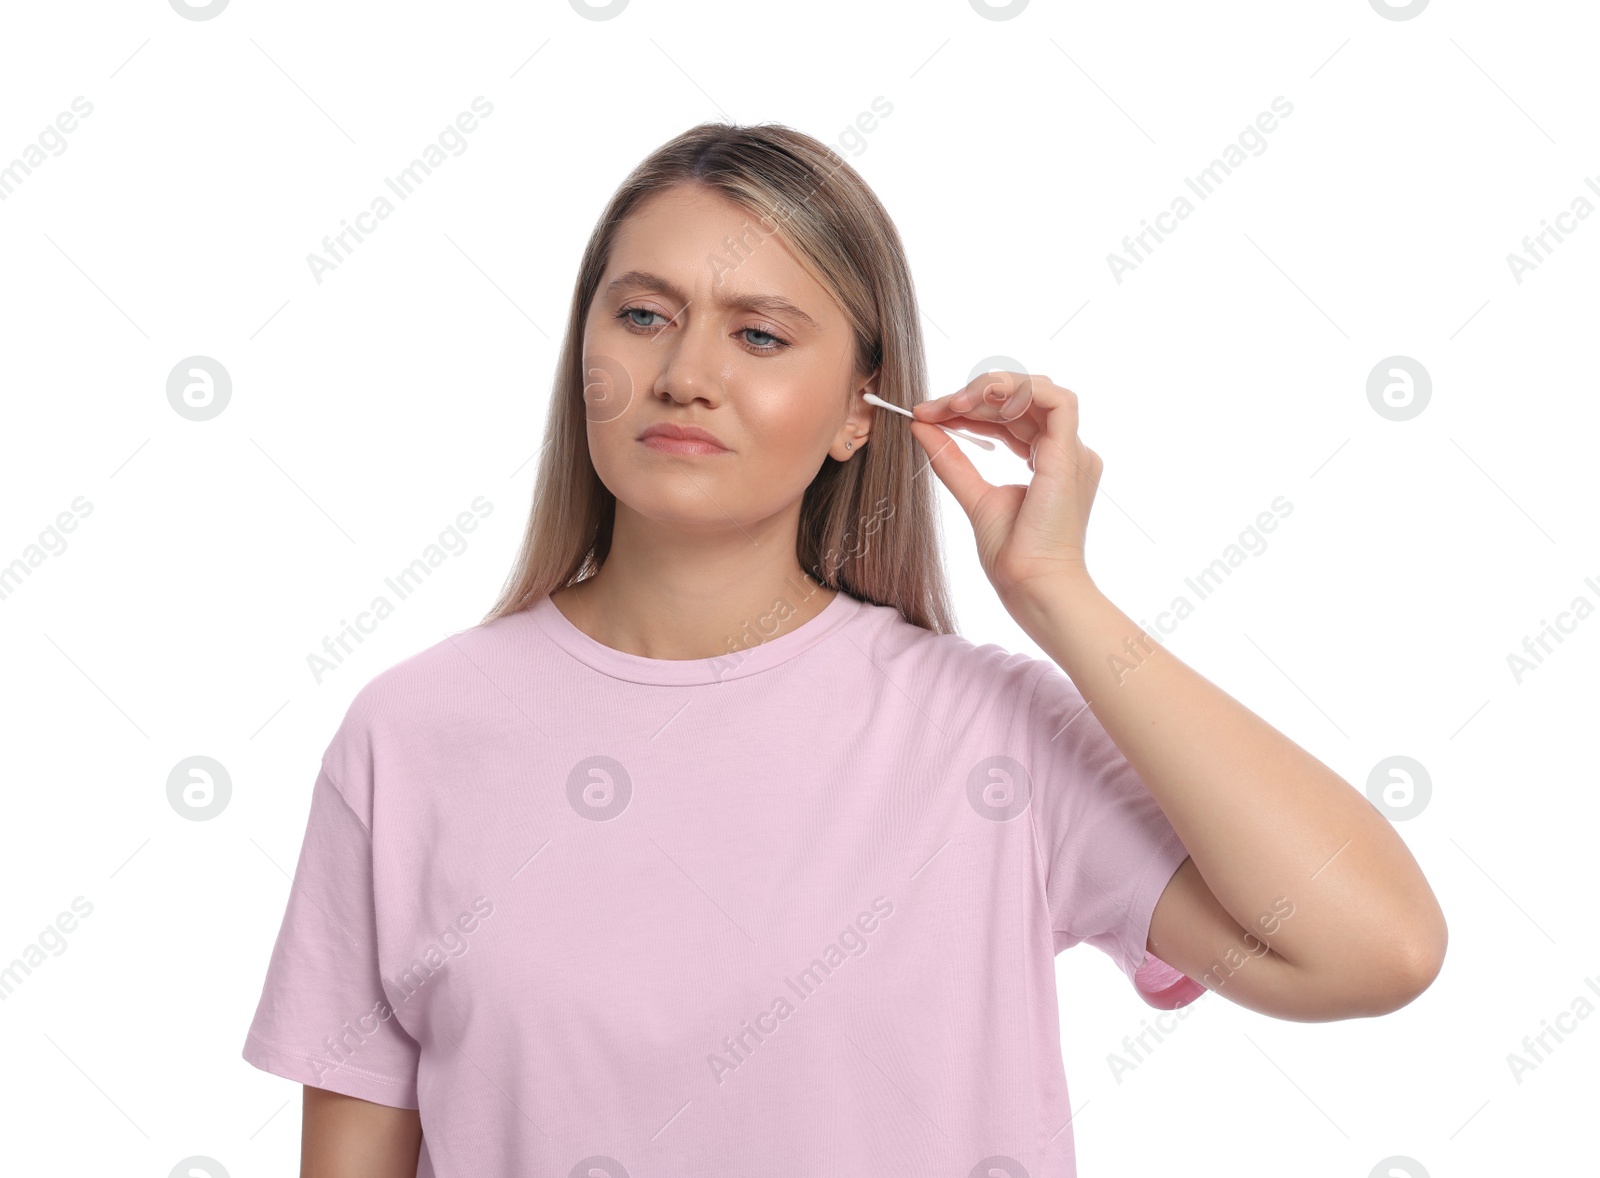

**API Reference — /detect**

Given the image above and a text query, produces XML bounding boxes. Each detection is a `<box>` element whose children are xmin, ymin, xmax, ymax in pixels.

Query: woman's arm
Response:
<box><xmin>908</xmin><ymin>373</ymin><xmax>1447</xmax><ymax>1021</ymax></box>
<box><xmin>1012</xmin><ymin>573</ymin><xmax>1448</xmax><ymax>1020</ymax></box>
<box><xmin>302</xmin><ymin>1085</ymin><xmax>423</xmax><ymax>1178</ymax></box>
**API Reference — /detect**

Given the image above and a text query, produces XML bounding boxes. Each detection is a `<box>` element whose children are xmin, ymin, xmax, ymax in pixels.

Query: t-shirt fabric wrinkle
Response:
<box><xmin>241</xmin><ymin>589</ymin><xmax>1204</xmax><ymax>1177</ymax></box>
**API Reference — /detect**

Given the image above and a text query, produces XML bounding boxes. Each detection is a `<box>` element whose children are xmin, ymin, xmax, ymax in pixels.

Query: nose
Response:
<box><xmin>653</xmin><ymin>306</ymin><xmax>725</xmax><ymax>408</ymax></box>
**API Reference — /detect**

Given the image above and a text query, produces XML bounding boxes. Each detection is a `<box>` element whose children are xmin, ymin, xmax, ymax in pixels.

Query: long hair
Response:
<box><xmin>481</xmin><ymin>120</ymin><xmax>956</xmax><ymax>634</ymax></box>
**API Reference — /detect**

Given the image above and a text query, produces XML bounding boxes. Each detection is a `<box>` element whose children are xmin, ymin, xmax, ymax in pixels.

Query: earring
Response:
<box><xmin>845</xmin><ymin>441</ymin><xmax>852</xmax><ymax>450</ymax></box>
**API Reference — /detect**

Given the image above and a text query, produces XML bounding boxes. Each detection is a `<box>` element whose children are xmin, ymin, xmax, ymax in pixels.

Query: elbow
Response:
<box><xmin>1260</xmin><ymin>908</ymin><xmax>1448</xmax><ymax>1021</ymax></box>
<box><xmin>1360</xmin><ymin>912</ymin><xmax>1449</xmax><ymax>1016</ymax></box>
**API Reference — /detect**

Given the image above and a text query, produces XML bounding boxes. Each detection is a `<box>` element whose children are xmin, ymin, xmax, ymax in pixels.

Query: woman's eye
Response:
<box><xmin>620</xmin><ymin>307</ymin><xmax>666</xmax><ymax>330</ymax></box>
<box><xmin>742</xmin><ymin>327</ymin><xmax>785</xmax><ymax>351</ymax></box>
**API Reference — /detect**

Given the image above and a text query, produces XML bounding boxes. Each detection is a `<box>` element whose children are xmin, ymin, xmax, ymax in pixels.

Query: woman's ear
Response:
<box><xmin>835</xmin><ymin>370</ymin><xmax>880</xmax><ymax>458</ymax></box>
<box><xmin>853</xmin><ymin>368</ymin><xmax>882</xmax><ymax>426</ymax></box>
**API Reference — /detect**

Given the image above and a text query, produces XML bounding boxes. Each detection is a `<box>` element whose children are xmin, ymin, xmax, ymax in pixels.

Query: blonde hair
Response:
<box><xmin>482</xmin><ymin>120</ymin><xmax>956</xmax><ymax>634</ymax></box>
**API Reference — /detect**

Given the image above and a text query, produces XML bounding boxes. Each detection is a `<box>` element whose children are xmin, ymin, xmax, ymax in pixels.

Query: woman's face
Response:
<box><xmin>581</xmin><ymin>183</ymin><xmax>876</xmax><ymax>535</ymax></box>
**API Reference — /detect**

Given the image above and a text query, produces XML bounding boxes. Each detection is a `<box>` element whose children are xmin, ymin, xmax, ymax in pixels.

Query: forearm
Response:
<box><xmin>1010</xmin><ymin>572</ymin><xmax>1447</xmax><ymax>987</ymax></box>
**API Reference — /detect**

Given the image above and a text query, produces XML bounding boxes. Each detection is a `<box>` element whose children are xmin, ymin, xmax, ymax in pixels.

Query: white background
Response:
<box><xmin>1</xmin><ymin>1</ymin><xmax>1595</xmax><ymax>1174</ymax></box>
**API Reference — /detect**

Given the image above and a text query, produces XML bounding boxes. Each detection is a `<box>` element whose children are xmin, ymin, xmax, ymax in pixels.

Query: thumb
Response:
<box><xmin>910</xmin><ymin>420</ymin><xmax>993</xmax><ymax>522</ymax></box>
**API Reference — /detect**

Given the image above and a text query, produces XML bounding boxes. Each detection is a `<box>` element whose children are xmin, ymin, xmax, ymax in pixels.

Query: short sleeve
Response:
<box><xmin>1023</xmin><ymin>660</ymin><xmax>1206</xmax><ymax>1010</ymax></box>
<box><xmin>241</xmin><ymin>764</ymin><xmax>422</xmax><ymax>1107</ymax></box>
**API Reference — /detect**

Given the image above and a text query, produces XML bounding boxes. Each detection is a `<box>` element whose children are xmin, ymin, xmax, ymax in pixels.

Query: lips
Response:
<box><xmin>637</xmin><ymin>422</ymin><xmax>729</xmax><ymax>451</ymax></box>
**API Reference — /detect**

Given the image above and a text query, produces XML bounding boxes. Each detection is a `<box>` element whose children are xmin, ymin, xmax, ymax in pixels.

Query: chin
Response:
<box><xmin>609</xmin><ymin>474</ymin><xmax>740</xmax><ymax>519</ymax></box>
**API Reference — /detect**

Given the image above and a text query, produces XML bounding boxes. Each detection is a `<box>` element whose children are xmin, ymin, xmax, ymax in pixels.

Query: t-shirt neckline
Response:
<box><xmin>528</xmin><ymin>587</ymin><xmax>864</xmax><ymax>685</ymax></box>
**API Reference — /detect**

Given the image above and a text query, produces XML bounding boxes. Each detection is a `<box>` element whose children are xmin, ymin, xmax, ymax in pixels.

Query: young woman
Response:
<box><xmin>242</xmin><ymin>121</ymin><xmax>1447</xmax><ymax>1177</ymax></box>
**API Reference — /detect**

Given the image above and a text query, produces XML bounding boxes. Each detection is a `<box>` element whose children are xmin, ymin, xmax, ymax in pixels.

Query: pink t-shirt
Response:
<box><xmin>242</xmin><ymin>587</ymin><xmax>1204</xmax><ymax>1176</ymax></box>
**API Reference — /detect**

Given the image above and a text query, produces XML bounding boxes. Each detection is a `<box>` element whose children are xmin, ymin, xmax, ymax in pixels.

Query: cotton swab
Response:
<box><xmin>863</xmin><ymin>392</ymin><xmax>996</xmax><ymax>451</ymax></box>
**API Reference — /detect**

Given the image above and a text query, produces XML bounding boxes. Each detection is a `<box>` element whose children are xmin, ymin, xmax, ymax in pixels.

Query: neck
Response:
<box><xmin>552</xmin><ymin>511</ymin><xmax>837</xmax><ymax>660</ymax></box>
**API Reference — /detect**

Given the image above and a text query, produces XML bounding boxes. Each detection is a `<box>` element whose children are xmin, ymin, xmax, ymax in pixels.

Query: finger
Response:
<box><xmin>912</xmin><ymin>372</ymin><xmax>1009</xmax><ymax>421</ymax></box>
<box><xmin>909</xmin><ymin>419</ymin><xmax>995</xmax><ymax>521</ymax></box>
<box><xmin>926</xmin><ymin>413</ymin><xmax>1034</xmax><ymax>461</ymax></box>
<box><xmin>975</xmin><ymin>376</ymin><xmax>1088</xmax><ymax>460</ymax></box>
<box><xmin>923</xmin><ymin>400</ymin><xmax>1042</xmax><ymax>451</ymax></box>
<box><xmin>915</xmin><ymin>372</ymin><xmax>1046</xmax><ymax>432</ymax></box>
<box><xmin>969</xmin><ymin>372</ymin><xmax>1077</xmax><ymax>424</ymax></box>
<box><xmin>961</xmin><ymin>372</ymin><xmax>1031</xmax><ymax>416</ymax></box>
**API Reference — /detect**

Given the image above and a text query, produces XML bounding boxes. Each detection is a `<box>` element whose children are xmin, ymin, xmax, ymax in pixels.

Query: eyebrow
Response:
<box><xmin>603</xmin><ymin>269</ymin><xmax>821</xmax><ymax>332</ymax></box>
